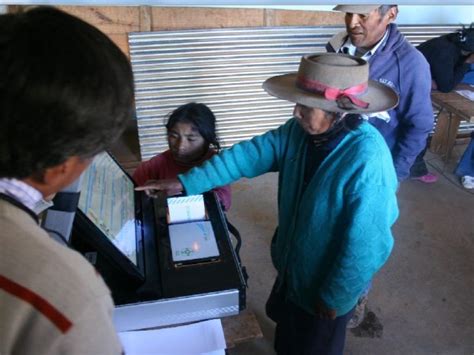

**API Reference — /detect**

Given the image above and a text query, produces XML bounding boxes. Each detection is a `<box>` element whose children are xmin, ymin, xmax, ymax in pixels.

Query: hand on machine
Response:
<box><xmin>135</xmin><ymin>178</ymin><xmax>184</xmax><ymax>197</ymax></box>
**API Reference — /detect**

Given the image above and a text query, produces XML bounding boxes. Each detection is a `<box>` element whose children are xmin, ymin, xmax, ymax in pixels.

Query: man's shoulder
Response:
<box><xmin>0</xmin><ymin>206</ymin><xmax>116</xmax><ymax>352</ymax></box>
<box><xmin>404</xmin><ymin>46</ymin><xmax>430</xmax><ymax>75</ymax></box>
<box><xmin>1</xmin><ymin>253</ymin><xmax>117</xmax><ymax>354</ymax></box>
<box><xmin>44</xmin><ymin>239</ymin><xmax>111</xmax><ymax>300</ymax></box>
<box><xmin>386</xmin><ymin>29</ymin><xmax>416</xmax><ymax>55</ymax></box>
<box><xmin>386</xmin><ymin>33</ymin><xmax>429</xmax><ymax>74</ymax></box>
<box><xmin>387</xmin><ymin>30</ymin><xmax>422</xmax><ymax>58</ymax></box>
<box><xmin>384</xmin><ymin>24</ymin><xmax>418</xmax><ymax>56</ymax></box>
<box><xmin>1</xmin><ymin>204</ymin><xmax>112</xmax><ymax>304</ymax></box>
<box><xmin>397</xmin><ymin>38</ymin><xmax>421</xmax><ymax>58</ymax></box>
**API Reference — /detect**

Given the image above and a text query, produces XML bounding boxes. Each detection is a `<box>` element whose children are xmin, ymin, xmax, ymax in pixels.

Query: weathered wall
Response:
<box><xmin>8</xmin><ymin>6</ymin><xmax>344</xmax><ymax>56</ymax></box>
<box><xmin>57</xmin><ymin>6</ymin><xmax>140</xmax><ymax>56</ymax></box>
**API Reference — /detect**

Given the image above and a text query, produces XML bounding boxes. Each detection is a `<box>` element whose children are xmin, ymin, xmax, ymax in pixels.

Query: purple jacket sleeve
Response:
<box><xmin>391</xmin><ymin>49</ymin><xmax>434</xmax><ymax>180</ymax></box>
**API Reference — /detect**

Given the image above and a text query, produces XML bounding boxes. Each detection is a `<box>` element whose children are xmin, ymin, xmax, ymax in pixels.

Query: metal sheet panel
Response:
<box><xmin>129</xmin><ymin>25</ymin><xmax>461</xmax><ymax>160</ymax></box>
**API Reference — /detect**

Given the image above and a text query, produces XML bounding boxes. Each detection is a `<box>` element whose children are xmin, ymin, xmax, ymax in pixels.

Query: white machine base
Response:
<box><xmin>114</xmin><ymin>289</ymin><xmax>240</xmax><ymax>332</ymax></box>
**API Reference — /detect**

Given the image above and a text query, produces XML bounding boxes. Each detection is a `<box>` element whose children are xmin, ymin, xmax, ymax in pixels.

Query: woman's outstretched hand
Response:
<box><xmin>135</xmin><ymin>178</ymin><xmax>184</xmax><ymax>197</ymax></box>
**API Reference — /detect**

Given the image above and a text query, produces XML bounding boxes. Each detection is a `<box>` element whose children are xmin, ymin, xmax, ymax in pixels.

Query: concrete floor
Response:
<box><xmin>112</xmin><ymin>128</ymin><xmax>473</xmax><ymax>355</ymax></box>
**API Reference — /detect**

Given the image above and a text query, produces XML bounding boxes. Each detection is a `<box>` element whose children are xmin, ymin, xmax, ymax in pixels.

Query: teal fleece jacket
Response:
<box><xmin>179</xmin><ymin>119</ymin><xmax>399</xmax><ymax>316</ymax></box>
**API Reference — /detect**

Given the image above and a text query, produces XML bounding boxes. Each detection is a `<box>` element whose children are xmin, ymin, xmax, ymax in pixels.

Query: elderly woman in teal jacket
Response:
<box><xmin>137</xmin><ymin>53</ymin><xmax>399</xmax><ymax>355</ymax></box>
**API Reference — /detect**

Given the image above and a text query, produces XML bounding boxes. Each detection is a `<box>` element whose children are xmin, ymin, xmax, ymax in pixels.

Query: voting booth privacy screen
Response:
<box><xmin>71</xmin><ymin>152</ymin><xmax>246</xmax><ymax>330</ymax></box>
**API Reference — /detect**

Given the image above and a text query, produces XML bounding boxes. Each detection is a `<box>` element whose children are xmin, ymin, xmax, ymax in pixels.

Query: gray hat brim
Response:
<box><xmin>333</xmin><ymin>5</ymin><xmax>380</xmax><ymax>14</ymax></box>
<box><xmin>263</xmin><ymin>73</ymin><xmax>399</xmax><ymax>114</ymax></box>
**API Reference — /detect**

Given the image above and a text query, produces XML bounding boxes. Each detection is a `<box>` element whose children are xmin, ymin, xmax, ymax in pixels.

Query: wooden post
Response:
<box><xmin>139</xmin><ymin>6</ymin><xmax>152</xmax><ymax>32</ymax></box>
<box><xmin>264</xmin><ymin>9</ymin><xmax>276</xmax><ymax>27</ymax></box>
<box><xmin>429</xmin><ymin>110</ymin><xmax>463</xmax><ymax>161</ymax></box>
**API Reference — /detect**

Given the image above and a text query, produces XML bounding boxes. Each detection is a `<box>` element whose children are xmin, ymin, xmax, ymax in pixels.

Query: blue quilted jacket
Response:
<box><xmin>179</xmin><ymin>119</ymin><xmax>399</xmax><ymax>316</ymax></box>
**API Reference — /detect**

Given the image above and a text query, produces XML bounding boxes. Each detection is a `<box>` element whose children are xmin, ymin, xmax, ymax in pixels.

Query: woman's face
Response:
<box><xmin>293</xmin><ymin>104</ymin><xmax>336</xmax><ymax>135</ymax></box>
<box><xmin>167</xmin><ymin>121</ymin><xmax>208</xmax><ymax>164</ymax></box>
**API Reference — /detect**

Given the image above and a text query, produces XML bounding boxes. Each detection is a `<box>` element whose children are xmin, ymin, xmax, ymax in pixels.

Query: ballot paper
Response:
<box><xmin>455</xmin><ymin>89</ymin><xmax>474</xmax><ymax>102</ymax></box>
<box><xmin>166</xmin><ymin>194</ymin><xmax>219</xmax><ymax>264</ymax></box>
<box><xmin>118</xmin><ymin>319</ymin><xmax>226</xmax><ymax>355</ymax></box>
<box><xmin>167</xmin><ymin>195</ymin><xmax>206</xmax><ymax>223</ymax></box>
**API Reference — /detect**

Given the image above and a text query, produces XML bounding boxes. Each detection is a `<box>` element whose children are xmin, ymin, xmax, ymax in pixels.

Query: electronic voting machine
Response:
<box><xmin>70</xmin><ymin>152</ymin><xmax>246</xmax><ymax>331</ymax></box>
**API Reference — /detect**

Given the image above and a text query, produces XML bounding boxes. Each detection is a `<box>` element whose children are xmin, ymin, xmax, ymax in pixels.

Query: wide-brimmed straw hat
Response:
<box><xmin>333</xmin><ymin>5</ymin><xmax>380</xmax><ymax>15</ymax></box>
<box><xmin>262</xmin><ymin>53</ymin><xmax>398</xmax><ymax>114</ymax></box>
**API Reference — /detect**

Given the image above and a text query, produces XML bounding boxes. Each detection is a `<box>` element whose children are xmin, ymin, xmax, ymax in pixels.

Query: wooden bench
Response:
<box><xmin>430</xmin><ymin>84</ymin><xmax>474</xmax><ymax>162</ymax></box>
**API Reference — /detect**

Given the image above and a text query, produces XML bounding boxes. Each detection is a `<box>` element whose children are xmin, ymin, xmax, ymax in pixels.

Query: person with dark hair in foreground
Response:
<box><xmin>133</xmin><ymin>102</ymin><xmax>231</xmax><ymax>211</ymax></box>
<box><xmin>0</xmin><ymin>7</ymin><xmax>134</xmax><ymax>354</ymax></box>
<box><xmin>137</xmin><ymin>53</ymin><xmax>399</xmax><ymax>354</ymax></box>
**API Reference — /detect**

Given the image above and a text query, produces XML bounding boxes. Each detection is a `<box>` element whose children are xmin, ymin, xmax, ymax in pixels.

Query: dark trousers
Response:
<box><xmin>266</xmin><ymin>279</ymin><xmax>354</xmax><ymax>355</ymax></box>
<box><xmin>454</xmin><ymin>132</ymin><xmax>474</xmax><ymax>176</ymax></box>
<box><xmin>410</xmin><ymin>138</ymin><xmax>431</xmax><ymax>177</ymax></box>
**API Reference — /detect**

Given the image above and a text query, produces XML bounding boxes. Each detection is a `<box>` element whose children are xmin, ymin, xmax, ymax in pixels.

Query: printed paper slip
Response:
<box><xmin>167</xmin><ymin>194</ymin><xmax>206</xmax><ymax>223</ymax></box>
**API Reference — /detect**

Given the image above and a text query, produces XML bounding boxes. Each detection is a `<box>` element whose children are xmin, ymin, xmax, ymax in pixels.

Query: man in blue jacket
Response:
<box><xmin>327</xmin><ymin>5</ymin><xmax>435</xmax><ymax>183</ymax></box>
<box><xmin>137</xmin><ymin>53</ymin><xmax>400</xmax><ymax>355</ymax></box>
<box><xmin>327</xmin><ymin>4</ymin><xmax>436</xmax><ymax>328</ymax></box>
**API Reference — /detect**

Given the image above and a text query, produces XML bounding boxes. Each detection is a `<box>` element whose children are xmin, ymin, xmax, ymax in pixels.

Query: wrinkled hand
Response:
<box><xmin>135</xmin><ymin>178</ymin><xmax>183</xmax><ymax>197</ymax></box>
<box><xmin>315</xmin><ymin>297</ymin><xmax>337</xmax><ymax>320</ymax></box>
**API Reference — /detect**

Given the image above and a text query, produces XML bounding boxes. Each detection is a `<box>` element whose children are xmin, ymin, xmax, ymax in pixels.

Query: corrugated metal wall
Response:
<box><xmin>129</xmin><ymin>25</ymin><xmax>463</xmax><ymax>161</ymax></box>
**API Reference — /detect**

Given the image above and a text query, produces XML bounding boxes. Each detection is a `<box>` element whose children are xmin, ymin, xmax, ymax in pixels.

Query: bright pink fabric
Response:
<box><xmin>133</xmin><ymin>150</ymin><xmax>232</xmax><ymax>211</ymax></box>
<box><xmin>296</xmin><ymin>76</ymin><xmax>369</xmax><ymax>109</ymax></box>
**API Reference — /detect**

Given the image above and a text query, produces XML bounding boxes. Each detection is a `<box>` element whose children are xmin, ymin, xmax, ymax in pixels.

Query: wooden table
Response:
<box><xmin>430</xmin><ymin>84</ymin><xmax>474</xmax><ymax>161</ymax></box>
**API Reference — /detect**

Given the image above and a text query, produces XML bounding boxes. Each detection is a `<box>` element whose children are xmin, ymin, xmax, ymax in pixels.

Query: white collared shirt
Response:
<box><xmin>0</xmin><ymin>178</ymin><xmax>45</xmax><ymax>212</ymax></box>
<box><xmin>340</xmin><ymin>29</ymin><xmax>389</xmax><ymax>61</ymax></box>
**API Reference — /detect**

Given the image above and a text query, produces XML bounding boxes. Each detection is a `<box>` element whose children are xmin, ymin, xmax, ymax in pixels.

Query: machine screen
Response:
<box><xmin>78</xmin><ymin>152</ymin><xmax>137</xmax><ymax>265</ymax></box>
